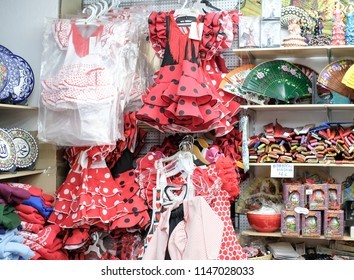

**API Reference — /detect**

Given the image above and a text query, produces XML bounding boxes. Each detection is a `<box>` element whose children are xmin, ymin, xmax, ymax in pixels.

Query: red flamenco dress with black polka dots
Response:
<box><xmin>136</xmin><ymin>11</ymin><xmax>239</xmax><ymax>136</ymax></box>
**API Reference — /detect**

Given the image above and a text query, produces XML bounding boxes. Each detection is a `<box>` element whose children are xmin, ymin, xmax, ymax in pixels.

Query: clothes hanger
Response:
<box><xmin>96</xmin><ymin>0</ymin><xmax>109</xmax><ymax>19</ymax></box>
<box><xmin>76</xmin><ymin>4</ymin><xmax>100</xmax><ymax>26</ymax></box>
<box><xmin>174</xmin><ymin>0</ymin><xmax>202</xmax><ymax>26</ymax></box>
<box><xmin>84</xmin><ymin>232</ymin><xmax>104</xmax><ymax>258</ymax></box>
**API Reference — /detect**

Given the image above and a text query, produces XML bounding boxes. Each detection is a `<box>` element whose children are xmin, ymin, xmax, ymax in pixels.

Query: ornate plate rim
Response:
<box><xmin>0</xmin><ymin>128</ymin><xmax>17</xmax><ymax>171</ymax></box>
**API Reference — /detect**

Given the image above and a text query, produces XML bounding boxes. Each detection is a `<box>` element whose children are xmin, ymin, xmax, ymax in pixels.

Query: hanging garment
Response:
<box><xmin>136</xmin><ymin>11</ymin><xmax>240</xmax><ymax>136</ymax></box>
<box><xmin>143</xmin><ymin>196</ymin><xmax>224</xmax><ymax>260</ymax></box>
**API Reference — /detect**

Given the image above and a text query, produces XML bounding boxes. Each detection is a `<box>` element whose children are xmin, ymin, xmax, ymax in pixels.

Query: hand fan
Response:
<box><xmin>219</xmin><ymin>64</ymin><xmax>269</xmax><ymax>104</ymax></box>
<box><xmin>294</xmin><ymin>63</ymin><xmax>328</xmax><ymax>94</ymax></box>
<box><xmin>241</xmin><ymin>60</ymin><xmax>312</xmax><ymax>103</ymax></box>
<box><xmin>317</xmin><ymin>59</ymin><xmax>354</xmax><ymax>99</ymax></box>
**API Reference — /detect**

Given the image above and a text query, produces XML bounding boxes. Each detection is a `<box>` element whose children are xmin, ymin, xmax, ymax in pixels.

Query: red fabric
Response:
<box><xmin>137</xmin><ymin>11</ymin><xmax>240</xmax><ymax>137</ymax></box>
<box><xmin>20</xmin><ymin>221</ymin><xmax>44</xmax><ymax>234</ymax></box>
<box><xmin>16</xmin><ymin>210</ymin><xmax>46</xmax><ymax>225</ymax></box>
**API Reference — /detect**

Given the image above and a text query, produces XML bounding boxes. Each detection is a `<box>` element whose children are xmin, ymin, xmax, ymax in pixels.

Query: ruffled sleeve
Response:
<box><xmin>200</xmin><ymin>11</ymin><xmax>234</xmax><ymax>60</ymax></box>
<box><xmin>53</xmin><ymin>19</ymin><xmax>72</xmax><ymax>50</ymax></box>
<box><xmin>148</xmin><ymin>11</ymin><xmax>169</xmax><ymax>59</ymax></box>
<box><xmin>215</xmin><ymin>156</ymin><xmax>240</xmax><ymax>200</ymax></box>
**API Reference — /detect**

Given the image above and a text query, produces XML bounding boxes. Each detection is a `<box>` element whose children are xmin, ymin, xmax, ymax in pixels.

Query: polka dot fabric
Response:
<box><xmin>48</xmin><ymin>146</ymin><xmax>150</xmax><ymax>231</ymax></box>
<box><xmin>136</xmin><ymin>11</ymin><xmax>241</xmax><ymax>137</ymax></box>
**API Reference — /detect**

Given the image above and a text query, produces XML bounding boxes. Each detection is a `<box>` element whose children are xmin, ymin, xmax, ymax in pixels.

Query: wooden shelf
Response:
<box><xmin>233</xmin><ymin>45</ymin><xmax>354</xmax><ymax>60</ymax></box>
<box><xmin>242</xmin><ymin>229</ymin><xmax>354</xmax><ymax>241</ymax></box>
<box><xmin>0</xmin><ymin>104</ymin><xmax>37</xmax><ymax>110</ymax></box>
<box><xmin>240</xmin><ymin>104</ymin><xmax>354</xmax><ymax>111</ymax></box>
<box><xmin>249</xmin><ymin>163</ymin><xmax>354</xmax><ymax>168</ymax></box>
<box><xmin>0</xmin><ymin>169</ymin><xmax>44</xmax><ymax>180</ymax></box>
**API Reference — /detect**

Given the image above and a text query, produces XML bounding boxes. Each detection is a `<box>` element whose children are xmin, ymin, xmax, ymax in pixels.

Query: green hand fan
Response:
<box><xmin>241</xmin><ymin>60</ymin><xmax>312</xmax><ymax>103</ymax></box>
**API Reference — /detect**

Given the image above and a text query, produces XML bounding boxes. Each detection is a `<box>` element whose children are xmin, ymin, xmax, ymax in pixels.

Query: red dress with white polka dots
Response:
<box><xmin>136</xmin><ymin>11</ymin><xmax>241</xmax><ymax>137</ymax></box>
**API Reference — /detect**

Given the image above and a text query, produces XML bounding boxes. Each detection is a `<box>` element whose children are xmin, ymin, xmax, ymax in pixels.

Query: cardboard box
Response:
<box><xmin>306</xmin><ymin>184</ymin><xmax>328</xmax><ymax>210</ymax></box>
<box><xmin>283</xmin><ymin>183</ymin><xmax>305</xmax><ymax>210</ymax></box>
<box><xmin>323</xmin><ymin>210</ymin><xmax>344</xmax><ymax>239</ymax></box>
<box><xmin>301</xmin><ymin>211</ymin><xmax>322</xmax><ymax>237</ymax></box>
<box><xmin>281</xmin><ymin>210</ymin><xmax>300</xmax><ymax>237</ymax></box>
<box><xmin>327</xmin><ymin>184</ymin><xmax>342</xmax><ymax>210</ymax></box>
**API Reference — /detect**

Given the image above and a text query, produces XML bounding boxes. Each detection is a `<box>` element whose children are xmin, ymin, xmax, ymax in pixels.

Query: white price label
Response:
<box><xmin>270</xmin><ymin>163</ymin><xmax>294</xmax><ymax>178</ymax></box>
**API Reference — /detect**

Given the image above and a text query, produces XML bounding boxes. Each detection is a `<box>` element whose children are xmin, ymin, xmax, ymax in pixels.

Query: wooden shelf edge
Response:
<box><xmin>0</xmin><ymin>104</ymin><xmax>38</xmax><ymax>110</ymax></box>
<box><xmin>0</xmin><ymin>169</ymin><xmax>44</xmax><ymax>180</ymax></box>
<box><xmin>241</xmin><ymin>229</ymin><xmax>354</xmax><ymax>241</ymax></box>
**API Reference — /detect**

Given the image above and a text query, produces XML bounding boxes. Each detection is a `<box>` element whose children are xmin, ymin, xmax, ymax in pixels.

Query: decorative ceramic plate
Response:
<box><xmin>10</xmin><ymin>54</ymin><xmax>35</xmax><ymax>103</ymax></box>
<box><xmin>0</xmin><ymin>50</ymin><xmax>20</xmax><ymax>101</ymax></box>
<box><xmin>0</xmin><ymin>45</ymin><xmax>12</xmax><ymax>55</ymax></box>
<box><xmin>7</xmin><ymin>128</ymin><xmax>38</xmax><ymax>169</ymax></box>
<box><xmin>0</xmin><ymin>128</ymin><xmax>17</xmax><ymax>171</ymax></box>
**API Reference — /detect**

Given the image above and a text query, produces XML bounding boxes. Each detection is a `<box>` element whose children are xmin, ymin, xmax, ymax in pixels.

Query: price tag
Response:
<box><xmin>270</xmin><ymin>163</ymin><xmax>294</xmax><ymax>178</ymax></box>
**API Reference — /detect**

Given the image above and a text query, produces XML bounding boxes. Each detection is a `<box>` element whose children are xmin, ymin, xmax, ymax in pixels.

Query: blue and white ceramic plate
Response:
<box><xmin>8</xmin><ymin>128</ymin><xmax>38</xmax><ymax>168</ymax></box>
<box><xmin>0</xmin><ymin>45</ymin><xmax>13</xmax><ymax>55</ymax></box>
<box><xmin>10</xmin><ymin>55</ymin><xmax>35</xmax><ymax>103</ymax></box>
<box><xmin>0</xmin><ymin>128</ymin><xmax>17</xmax><ymax>171</ymax></box>
<box><xmin>0</xmin><ymin>49</ymin><xmax>20</xmax><ymax>101</ymax></box>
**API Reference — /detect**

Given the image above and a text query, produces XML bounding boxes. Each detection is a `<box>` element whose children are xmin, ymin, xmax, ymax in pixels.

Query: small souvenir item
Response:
<box><xmin>241</xmin><ymin>60</ymin><xmax>312</xmax><ymax>103</ymax></box>
<box><xmin>282</xmin><ymin>16</ymin><xmax>308</xmax><ymax>47</ymax></box>
<box><xmin>308</xmin><ymin>11</ymin><xmax>331</xmax><ymax>46</ymax></box>
<box><xmin>261</xmin><ymin>20</ymin><xmax>281</xmax><ymax>48</ymax></box>
<box><xmin>281</xmin><ymin>6</ymin><xmax>314</xmax><ymax>30</ymax></box>
<box><xmin>306</xmin><ymin>183</ymin><xmax>328</xmax><ymax>210</ymax></box>
<box><xmin>262</xmin><ymin>0</ymin><xmax>282</xmax><ymax>19</ymax></box>
<box><xmin>7</xmin><ymin>128</ymin><xmax>38</xmax><ymax>169</ymax></box>
<box><xmin>281</xmin><ymin>210</ymin><xmax>300</xmax><ymax>236</ymax></box>
<box><xmin>283</xmin><ymin>183</ymin><xmax>305</xmax><ymax>210</ymax></box>
<box><xmin>345</xmin><ymin>2</ymin><xmax>354</xmax><ymax>45</ymax></box>
<box><xmin>327</xmin><ymin>184</ymin><xmax>341</xmax><ymax>210</ymax></box>
<box><xmin>0</xmin><ymin>128</ymin><xmax>17</xmax><ymax>172</ymax></box>
<box><xmin>330</xmin><ymin>1</ymin><xmax>346</xmax><ymax>45</ymax></box>
<box><xmin>301</xmin><ymin>211</ymin><xmax>321</xmax><ymax>237</ymax></box>
<box><xmin>239</xmin><ymin>16</ymin><xmax>261</xmax><ymax>48</ymax></box>
<box><xmin>318</xmin><ymin>59</ymin><xmax>354</xmax><ymax>99</ymax></box>
<box><xmin>323</xmin><ymin>210</ymin><xmax>344</xmax><ymax>239</ymax></box>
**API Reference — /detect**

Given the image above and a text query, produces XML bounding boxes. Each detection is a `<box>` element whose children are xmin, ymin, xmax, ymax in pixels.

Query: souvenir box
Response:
<box><xmin>261</xmin><ymin>20</ymin><xmax>281</xmax><ymax>48</ymax></box>
<box><xmin>283</xmin><ymin>183</ymin><xmax>305</xmax><ymax>210</ymax></box>
<box><xmin>306</xmin><ymin>184</ymin><xmax>328</xmax><ymax>210</ymax></box>
<box><xmin>323</xmin><ymin>210</ymin><xmax>344</xmax><ymax>239</ymax></box>
<box><xmin>301</xmin><ymin>211</ymin><xmax>322</xmax><ymax>237</ymax></box>
<box><xmin>261</xmin><ymin>0</ymin><xmax>282</xmax><ymax>20</ymax></box>
<box><xmin>239</xmin><ymin>16</ymin><xmax>261</xmax><ymax>48</ymax></box>
<box><xmin>281</xmin><ymin>210</ymin><xmax>300</xmax><ymax>237</ymax></box>
<box><xmin>327</xmin><ymin>184</ymin><xmax>342</xmax><ymax>210</ymax></box>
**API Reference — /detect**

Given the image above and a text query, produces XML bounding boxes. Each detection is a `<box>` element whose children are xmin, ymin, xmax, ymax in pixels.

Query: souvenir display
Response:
<box><xmin>219</xmin><ymin>64</ymin><xmax>269</xmax><ymax>105</ymax></box>
<box><xmin>308</xmin><ymin>11</ymin><xmax>331</xmax><ymax>46</ymax></box>
<box><xmin>0</xmin><ymin>47</ymin><xmax>20</xmax><ymax>102</ymax></box>
<box><xmin>318</xmin><ymin>59</ymin><xmax>354</xmax><ymax>99</ymax></box>
<box><xmin>280</xmin><ymin>6</ymin><xmax>314</xmax><ymax>30</ymax></box>
<box><xmin>281</xmin><ymin>210</ymin><xmax>300</xmax><ymax>236</ymax></box>
<box><xmin>261</xmin><ymin>20</ymin><xmax>281</xmax><ymax>48</ymax></box>
<box><xmin>239</xmin><ymin>16</ymin><xmax>261</xmax><ymax>48</ymax></box>
<box><xmin>248</xmin><ymin>119</ymin><xmax>354</xmax><ymax>164</ymax></box>
<box><xmin>10</xmin><ymin>54</ymin><xmax>35</xmax><ymax>103</ymax></box>
<box><xmin>7</xmin><ymin>128</ymin><xmax>38</xmax><ymax>169</ymax></box>
<box><xmin>0</xmin><ymin>128</ymin><xmax>17</xmax><ymax>172</ymax></box>
<box><xmin>241</xmin><ymin>60</ymin><xmax>312</xmax><ymax>103</ymax></box>
<box><xmin>281</xmin><ymin>16</ymin><xmax>308</xmax><ymax>47</ymax></box>
<box><xmin>330</xmin><ymin>1</ymin><xmax>346</xmax><ymax>45</ymax></box>
<box><xmin>323</xmin><ymin>210</ymin><xmax>344</xmax><ymax>239</ymax></box>
<box><xmin>302</xmin><ymin>211</ymin><xmax>322</xmax><ymax>237</ymax></box>
<box><xmin>345</xmin><ymin>2</ymin><xmax>354</xmax><ymax>45</ymax></box>
<box><xmin>262</xmin><ymin>0</ymin><xmax>281</xmax><ymax>20</ymax></box>
<box><xmin>294</xmin><ymin>63</ymin><xmax>328</xmax><ymax>95</ymax></box>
